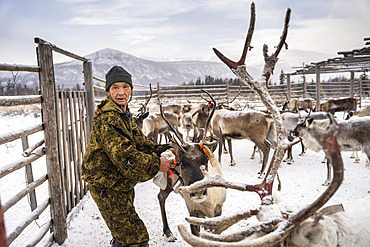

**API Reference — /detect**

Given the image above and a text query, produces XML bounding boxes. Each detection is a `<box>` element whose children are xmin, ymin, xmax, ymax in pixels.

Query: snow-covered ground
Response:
<box><xmin>1</xmin><ymin>108</ymin><xmax>370</xmax><ymax>247</ymax></box>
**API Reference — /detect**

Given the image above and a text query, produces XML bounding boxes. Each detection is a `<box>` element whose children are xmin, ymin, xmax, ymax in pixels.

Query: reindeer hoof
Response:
<box><xmin>229</xmin><ymin>162</ymin><xmax>236</xmax><ymax>166</ymax></box>
<box><xmin>299</xmin><ymin>152</ymin><xmax>306</xmax><ymax>156</ymax></box>
<box><xmin>164</xmin><ymin>233</ymin><xmax>177</xmax><ymax>242</ymax></box>
<box><xmin>354</xmin><ymin>159</ymin><xmax>360</xmax><ymax>163</ymax></box>
<box><xmin>322</xmin><ymin>181</ymin><xmax>330</xmax><ymax>186</ymax></box>
<box><xmin>257</xmin><ymin>172</ymin><xmax>265</xmax><ymax>179</ymax></box>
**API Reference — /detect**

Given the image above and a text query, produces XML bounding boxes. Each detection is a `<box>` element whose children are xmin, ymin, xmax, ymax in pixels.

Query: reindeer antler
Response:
<box><xmin>138</xmin><ymin>83</ymin><xmax>152</xmax><ymax>115</ymax></box>
<box><xmin>262</xmin><ymin>8</ymin><xmax>291</xmax><ymax>85</ymax></box>
<box><xmin>213</xmin><ymin>2</ymin><xmax>290</xmax><ymax>87</ymax></box>
<box><xmin>213</xmin><ymin>2</ymin><xmax>255</xmax><ymax>71</ymax></box>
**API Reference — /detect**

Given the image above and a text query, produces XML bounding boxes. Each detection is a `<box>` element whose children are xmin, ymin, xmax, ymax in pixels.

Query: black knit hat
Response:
<box><xmin>105</xmin><ymin>65</ymin><xmax>133</xmax><ymax>91</ymax></box>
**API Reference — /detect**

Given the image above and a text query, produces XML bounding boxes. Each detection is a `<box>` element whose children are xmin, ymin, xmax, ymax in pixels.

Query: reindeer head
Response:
<box><xmin>160</xmin><ymin>89</ymin><xmax>219</xmax><ymax>201</ymax></box>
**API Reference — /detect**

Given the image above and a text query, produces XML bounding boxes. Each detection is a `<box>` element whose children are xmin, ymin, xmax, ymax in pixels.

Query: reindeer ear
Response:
<box><xmin>305</xmin><ymin>118</ymin><xmax>314</xmax><ymax>126</ymax></box>
<box><xmin>143</xmin><ymin>112</ymin><xmax>149</xmax><ymax>119</ymax></box>
<box><xmin>203</xmin><ymin>141</ymin><xmax>218</xmax><ymax>153</ymax></box>
<box><xmin>171</xmin><ymin>142</ymin><xmax>186</xmax><ymax>156</ymax></box>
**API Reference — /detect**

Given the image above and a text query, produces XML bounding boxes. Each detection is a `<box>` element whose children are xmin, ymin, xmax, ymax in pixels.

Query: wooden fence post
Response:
<box><xmin>315</xmin><ymin>65</ymin><xmax>321</xmax><ymax>111</ymax></box>
<box><xmin>21</xmin><ymin>136</ymin><xmax>37</xmax><ymax>212</ymax></box>
<box><xmin>0</xmin><ymin>200</ymin><xmax>6</xmax><ymax>247</ymax></box>
<box><xmin>157</xmin><ymin>82</ymin><xmax>161</xmax><ymax>102</ymax></box>
<box><xmin>303</xmin><ymin>75</ymin><xmax>307</xmax><ymax>97</ymax></box>
<box><xmin>350</xmin><ymin>71</ymin><xmax>355</xmax><ymax>98</ymax></box>
<box><xmin>287</xmin><ymin>74</ymin><xmax>291</xmax><ymax>100</ymax></box>
<box><xmin>226</xmin><ymin>79</ymin><xmax>230</xmax><ymax>104</ymax></box>
<box><xmin>37</xmin><ymin>43</ymin><xmax>67</xmax><ymax>244</ymax></box>
<box><xmin>359</xmin><ymin>75</ymin><xmax>363</xmax><ymax>107</ymax></box>
<box><xmin>83</xmin><ymin>61</ymin><xmax>95</xmax><ymax>140</ymax></box>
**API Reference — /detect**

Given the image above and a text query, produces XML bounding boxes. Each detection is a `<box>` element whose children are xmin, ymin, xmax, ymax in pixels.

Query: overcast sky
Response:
<box><xmin>1</xmin><ymin>0</ymin><xmax>369</xmax><ymax>65</ymax></box>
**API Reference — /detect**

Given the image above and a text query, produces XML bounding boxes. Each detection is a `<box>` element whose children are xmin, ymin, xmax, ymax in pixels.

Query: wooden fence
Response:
<box><xmin>0</xmin><ymin>37</ymin><xmax>95</xmax><ymax>246</ymax></box>
<box><xmin>0</xmin><ymin>37</ymin><xmax>369</xmax><ymax>247</ymax></box>
<box><xmin>127</xmin><ymin>79</ymin><xmax>370</xmax><ymax>110</ymax></box>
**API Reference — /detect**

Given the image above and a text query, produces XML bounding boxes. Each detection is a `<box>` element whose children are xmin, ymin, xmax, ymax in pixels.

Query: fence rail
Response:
<box><xmin>125</xmin><ymin>80</ymin><xmax>370</xmax><ymax>109</ymax></box>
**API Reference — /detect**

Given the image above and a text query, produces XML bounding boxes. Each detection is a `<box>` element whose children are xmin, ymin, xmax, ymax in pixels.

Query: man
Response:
<box><xmin>82</xmin><ymin>65</ymin><xmax>177</xmax><ymax>247</ymax></box>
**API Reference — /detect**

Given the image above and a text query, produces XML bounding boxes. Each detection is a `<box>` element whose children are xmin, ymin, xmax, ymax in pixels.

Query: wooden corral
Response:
<box><xmin>286</xmin><ymin>38</ymin><xmax>370</xmax><ymax>108</ymax></box>
<box><xmin>0</xmin><ymin>36</ymin><xmax>369</xmax><ymax>247</ymax></box>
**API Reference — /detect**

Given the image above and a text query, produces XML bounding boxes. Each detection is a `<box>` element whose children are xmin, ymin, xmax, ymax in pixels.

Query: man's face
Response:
<box><xmin>107</xmin><ymin>82</ymin><xmax>132</xmax><ymax>110</ymax></box>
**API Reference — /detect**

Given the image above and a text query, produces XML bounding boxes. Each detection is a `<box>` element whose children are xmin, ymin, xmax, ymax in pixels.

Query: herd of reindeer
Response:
<box><xmin>131</xmin><ymin>85</ymin><xmax>370</xmax><ymax>246</ymax></box>
<box><xmin>124</xmin><ymin>3</ymin><xmax>370</xmax><ymax>246</ymax></box>
<box><xmin>134</xmin><ymin>88</ymin><xmax>370</xmax><ymax>179</ymax></box>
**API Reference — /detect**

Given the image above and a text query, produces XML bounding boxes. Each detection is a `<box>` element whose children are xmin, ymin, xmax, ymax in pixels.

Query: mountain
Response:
<box><xmin>0</xmin><ymin>48</ymin><xmax>333</xmax><ymax>90</ymax></box>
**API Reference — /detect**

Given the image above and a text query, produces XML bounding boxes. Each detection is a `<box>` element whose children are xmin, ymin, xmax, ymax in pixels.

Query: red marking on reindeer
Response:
<box><xmin>168</xmin><ymin>161</ymin><xmax>177</xmax><ymax>178</ymax></box>
<box><xmin>169</xmin><ymin>169</ymin><xmax>175</xmax><ymax>178</ymax></box>
<box><xmin>198</xmin><ymin>143</ymin><xmax>210</xmax><ymax>158</ymax></box>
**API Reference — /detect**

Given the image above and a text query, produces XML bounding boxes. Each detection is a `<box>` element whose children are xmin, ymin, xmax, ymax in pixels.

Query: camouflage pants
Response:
<box><xmin>90</xmin><ymin>186</ymin><xmax>149</xmax><ymax>246</ymax></box>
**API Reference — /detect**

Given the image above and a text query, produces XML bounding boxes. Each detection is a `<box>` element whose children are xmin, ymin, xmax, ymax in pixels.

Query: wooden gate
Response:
<box><xmin>0</xmin><ymin>38</ymin><xmax>95</xmax><ymax>246</ymax></box>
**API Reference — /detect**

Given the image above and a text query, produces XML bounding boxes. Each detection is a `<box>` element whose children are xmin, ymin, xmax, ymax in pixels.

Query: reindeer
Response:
<box><xmin>211</xmin><ymin>108</ymin><xmax>276</xmax><ymax>178</ymax></box>
<box><xmin>281</xmin><ymin>111</ymin><xmax>328</xmax><ymax>164</ymax></box>
<box><xmin>293</xmin><ymin>115</ymin><xmax>370</xmax><ymax>186</ymax></box>
<box><xmin>157</xmin><ymin>90</ymin><xmax>226</xmax><ymax>241</ymax></box>
<box><xmin>282</xmin><ymin>98</ymin><xmax>313</xmax><ymax>113</ymax></box>
<box><xmin>319</xmin><ymin>97</ymin><xmax>357</xmax><ymax>118</ymax></box>
<box><xmin>191</xmin><ymin>102</ymin><xmax>214</xmax><ymax>143</ymax></box>
<box><xmin>148</xmin><ymin>103</ymin><xmax>184</xmax><ymax>126</ymax></box>
<box><xmin>167</xmin><ymin>3</ymin><xmax>367</xmax><ymax>246</ymax></box>
<box><xmin>142</xmin><ymin>111</ymin><xmax>181</xmax><ymax>143</ymax></box>
<box><xmin>195</xmin><ymin>86</ymin><xmax>242</xmax><ymax>153</ymax></box>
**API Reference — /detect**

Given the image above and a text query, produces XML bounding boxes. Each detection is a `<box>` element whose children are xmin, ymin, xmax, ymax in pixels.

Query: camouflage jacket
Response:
<box><xmin>82</xmin><ymin>96</ymin><xmax>171</xmax><ymax>192</ymax></box>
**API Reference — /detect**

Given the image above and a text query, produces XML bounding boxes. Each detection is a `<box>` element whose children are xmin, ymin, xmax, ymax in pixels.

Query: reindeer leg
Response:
<box><xmin>322</xmin><ymin>160</ymin><xmax>332</xmax><ymax>186</ymax></box>
<box><xmin>258</xmin><ymin>144</ymin><xmax>269</xmax><ymax>179</ymax></box>
<box><xmin>299</xmin><ymin>142</ymin><xmax>306</xmax><ymax>156</ymax></box>
<box><xmin>354</xmin><ymin>151</ymin><xmax>360</xmax><ymax>163</ymax></box>
<box><xmin>189</xmin><ymin>211</ymin><xmax>202</xmax><ymax>237</ymax></box>
<box><xmin>350</xmin><ymin>151</ymin><xmax>356</xmax><ymax>159</ymax></box>
<box><xmin>321</xmin><ymin>155</ymin><xmax>327</xmax><ymax>164</ymax></box>
<box><xmin>283</xmin><ymin>146</ymin><xmax>293</xmax><ymax>164</ymax></box>
<box><xmin>158</xmin><ymin>184</ymin><xmax>177</xmax><ymax>242</ymax></box>
<box><xmin>250</xmin><ymin>145</ymin><xmax>257</xmax><ymax>159</ymax></box>
<box><xmin>258</xmin><ymin>148</ymin><xmax>263</xmax><ymax>164</ymax></box>
<box><xmin>228</xmin><ymin>139</ymin><xmax>236</xmax><ymax>166</ymax></box>
<box><xmin>223</xmin><ymin>139</ymin><xmax>229</xmax><ymax>154</ymax></box>
<box><xmin>364</xmin><ymin>147</ymin><xmax>370</xmax><ymax>167</ymax></box>
<box><xmin>218</xmin><ymin>136</ymin><xmax>223</xmax><ymax>164</ymax></box>
<box><xmin>192</xmin><ymin>128</ymin><xmax>199</xmax><ymax>143</ymax></box>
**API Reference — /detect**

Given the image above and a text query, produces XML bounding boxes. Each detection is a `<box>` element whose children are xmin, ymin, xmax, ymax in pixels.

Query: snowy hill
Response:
<box><xmin>0</xmin><ymin>48</ymin><xmax>332</xmax><ymax>90</ymax></box>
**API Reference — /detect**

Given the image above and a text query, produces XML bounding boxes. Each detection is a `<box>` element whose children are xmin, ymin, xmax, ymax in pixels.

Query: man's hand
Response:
<box><xmin>168</xmin><ymin>148</ymin><xmax>180</xmax><ymax>163</ymax></box>
<box><xmin>159</xmin><ymin>157</ymin><xmax>176</xmax><ymax>172</ymax></box>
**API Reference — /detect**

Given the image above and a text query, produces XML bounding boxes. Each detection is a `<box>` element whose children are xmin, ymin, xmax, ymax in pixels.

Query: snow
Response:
<box><xmin>1</xmin><ymin>110</ymin><xmax>369</xmax><ymax>247</ymax></box>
